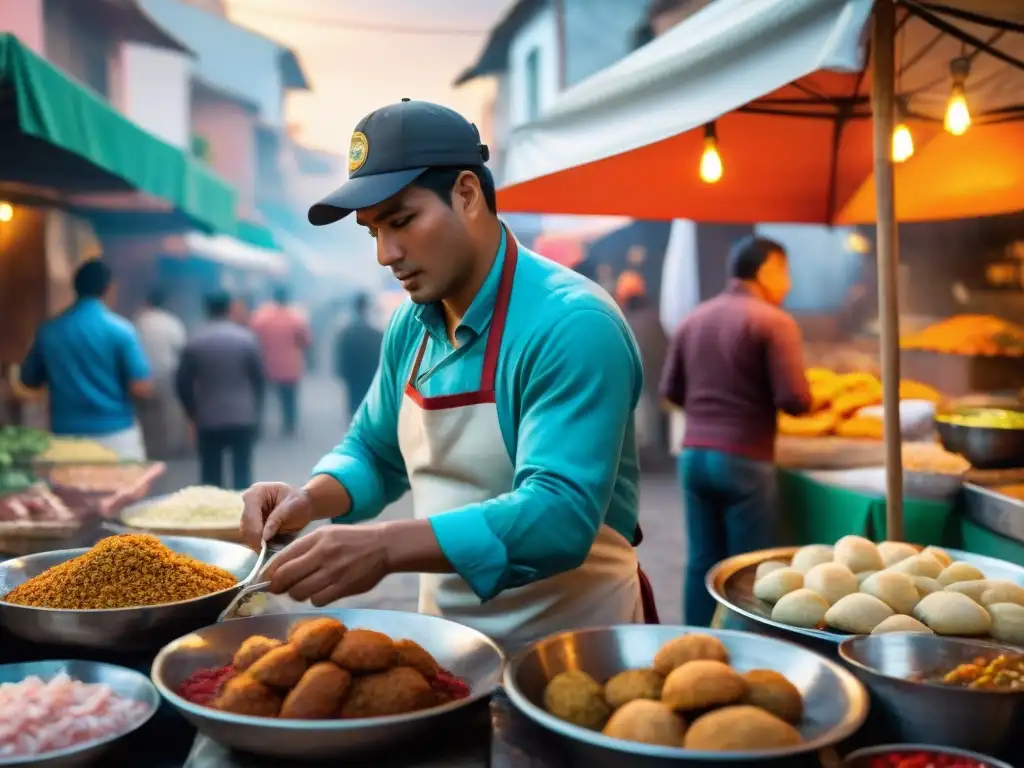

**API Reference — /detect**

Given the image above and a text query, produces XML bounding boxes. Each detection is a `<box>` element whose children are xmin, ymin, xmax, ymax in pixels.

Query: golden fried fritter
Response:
<box><xmin>602</xmin><ymin>699</ymin><xmax>686</xmax><ymax>746</ymax></box>
<box><xmin>661</xmin><ymin>660</ymin><xmax>746</xmax><ymax>711</ymax></box>
<box><xmin>213</xmin><ymin>675</ymin><xmax>282</xmax><ymax>718</ymax></box>
<box><xmin>330</xmin><ymin>628</ymin><xmax>396</xmax><ymax>673</ymax></box>
<box><xmin>604</xmin><ymin>668</ymin><xmax>664</xmax><ymax>710</ymax></box>
<box><xmin>543</xmin><ymin>670</ymin><xmax>610</xmax><ymax>731</ymax></box>
<box><xmin>683</xmin><ymin>706</ymin><xmax>803</xmax><ymax>751</ymax></box>
<box><xmin>288</xmin><ymin>618</ymin><xmax>346</xmax><ymax>661</ymax></box>
<box><xmin>232</xmin><ymin>635</ymin><xmax>284</xmax><ymax>673</ymax></box>
<box><xmin>340</xmin><ymin>666</ymin><xmax>436</xmax><ymax>718</ymax></box>
<box><xmin>280</xmin><ymin>662</ymin><xmax>352</xmax><ymax>719</ymax></box>
<box><xmin>394</xmin><ymin>639</ymin><xmax>440</xmax><ymax>680</ymax></box>
<box><xmin>653</xmin><ymin>633</ymin><xmax>730</xmax><ymax>676</ymax></box>
<box><xmin>247</xmin><ymin>643</ymin><xmax>308</xmax><ymax>689</ymax></box>
<box><xmin>740</xmin><ymin>670</ymin><xmax>804</xmax><ymax>724</ymax></box>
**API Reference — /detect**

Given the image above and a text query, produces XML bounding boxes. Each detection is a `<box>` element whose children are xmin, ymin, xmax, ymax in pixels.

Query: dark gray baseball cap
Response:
<box><xmin>308</xmin><ymin>99</ymin><xmax>490</xmax><ymax>226</ymax></box>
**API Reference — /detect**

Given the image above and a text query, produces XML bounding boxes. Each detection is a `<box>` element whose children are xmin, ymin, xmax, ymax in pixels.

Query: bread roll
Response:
<box><xmin>921</xmin><ymin>546</ymin><xmax>953</xmax><ymax>568</ymax></box>
<box><xmin>803</xmin><ymin>563</ymin><xmax>858</xmax><ymax>606</ymax></box>
<box><xmin>753</xmin><ymin>568</ymin><xmax>804</xmax><ymax>604</ymax></box>
<box><xmin>911</xmin><ymin>576</ymin><xmax>943</xmax><ymax>598</ymax></box>
<box><xmin>981</xmin><ymin>581</ymin><xmax>1024</xmax><ymax>608</ymax></box>
<box><xmin>936</xmin><ymin>562</ymin><xmax>985</xmax><ymax>587</ymax></box>
<box><xmin>871</xmin><ymin>615</ymin><xmax>933</xmax><ymax>635</ymax></box>
<box><xmin>856</xmin><ymin>570</ymin><xmax>879</xmax><ymax>586</ymax></box>
<box><xmin>755</xmin><ymin>560</ymin><xmax>788</xmax><ymax>581</ymax></box>
<box><xmin>825</xmin><ymin>593</ymin><xmax>894</xmax><ymax>634</ymax></box>
<box><xmin>834</xmin><ymin>535</ymin><xmax>884</xmax><ymax>573</ymax></box>
<box><xmin>772</xmin><ymin>589</ymin><xmax>829</xmax><ymax>629</ymax></box>
<box><xmin>944</xmin><ymin>580</ymin><xmax>991</xmax><ymax>603</ymax></box>
<box><xmin>889</xmin><ymin>554</ymin><xmax>943</xmax><ymax>579</ymax></box>
<box><xmin>860</xmin><ymin>571</ymin><xmax>919</xmax><ymax>615</ymax></box>
<box><xmin>913</xmin><ymin>591</ymin><xmax>992</xmax><ymax>636</ymax></box>
<box><xmin>877</xmin><ymin>541</ymin><xmax>918</xmax><ymax>568</ymax></box>
<box><xmin>988</xmin><ymin>602</ymin><xmax>1024</xmax><ymax>645</ymax></box>
<box><xmin>790</xmin><ymin>545</ymin><xmax>834</xmax><ymax>574</ymax></box>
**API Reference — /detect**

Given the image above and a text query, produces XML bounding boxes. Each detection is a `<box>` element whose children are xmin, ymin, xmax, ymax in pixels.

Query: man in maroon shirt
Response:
<box><xmin>660</xmin><ymin>235</ymin><xmax>812</xmax><ymax>626</ymax></box>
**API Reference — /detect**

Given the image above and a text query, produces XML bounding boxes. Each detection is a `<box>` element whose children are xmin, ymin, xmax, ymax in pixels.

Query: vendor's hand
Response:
<box><xmin>262</xmin><ymin>524</ymin><xmax>388</xmax><ymax>606</ymax></box>
<box><xmin>240</xmin><ymin>482</ymin><xmax>313</xmax><ymax>551</ymax></box>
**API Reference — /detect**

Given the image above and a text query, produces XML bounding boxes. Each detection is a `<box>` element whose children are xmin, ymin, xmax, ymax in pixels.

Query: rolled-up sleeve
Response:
<box><xmin>310</xmin><ymin>323</ymin><xmax>408</xmax><ymax>522</ymax></box>
<box><xmin>429</xmin><ymin>308</ymin><xmax>642</xmax><ymax>601</ymax></box>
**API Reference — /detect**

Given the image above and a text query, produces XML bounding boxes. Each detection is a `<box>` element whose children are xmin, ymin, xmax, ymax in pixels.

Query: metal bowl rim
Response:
<box><xmin>150</xmin><ymin>609</ymin><xmax>505</xmax><ymax>732</ymax></box>
<box><xmin>705</xmin><ymin>545</ymin><xmax>1024</xmax><ymax>646</ymax></box>
<box><xmin>837</xmin><ymin>633</ymin><xmax>1024</xmax><ymax>697</ymax></box>
<box><xmin>843</xmin><ymin>742</ymin><xmax>1014</xmax><ymax>768</ymax></box>
<box><xmin>0</xmin><ymin>537</ymin><xmax>255</xmax><ymax>614</ymax></box>
<box><xmin>0</xmin><ymin>659</ymin><xmax>159</xmax><ymax>767</ymax></box>
<box><xmin>502</xmin><ymin>624</ymin><xmax>870</xmax><ymax>761</ymax></box>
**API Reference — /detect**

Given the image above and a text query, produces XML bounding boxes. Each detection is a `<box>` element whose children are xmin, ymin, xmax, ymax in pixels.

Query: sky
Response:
<box><xmin>223</xmin><ymin>0</ymin><xmax>516</xmax><ymax>154</ymax></box>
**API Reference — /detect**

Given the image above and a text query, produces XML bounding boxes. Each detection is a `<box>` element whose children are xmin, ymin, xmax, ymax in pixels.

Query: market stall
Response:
<box><xmin>497</xmin><ymin>0</ymin><xmax>1024</xmax><ymax>552</ymax></box>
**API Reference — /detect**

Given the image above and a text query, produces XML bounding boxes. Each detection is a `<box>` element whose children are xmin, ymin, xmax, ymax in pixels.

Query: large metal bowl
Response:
<box><xmin>838</xmin><ymin>634</ymin><xmax>1024</xmax><ymax>758</ymax></box>
<box><xmin>503</xmin><ymin>625</ymin><xmax>869</xmax><ymax>767</ymax></box>
<box><xmin>0</xmin><ymin>536</ymin><xmax>258</xmax><ymax>649</ymax></box>
<box><xmin>151</xmin><ymin>609</ymin><xmax>504</xmax><ymax>760</ymax></box>
<box><xmin>936</xmin><ymin>412</ymin><xmax>1024</xmax><ymax>469</ymax></box>
<box><xmin>0</xmin><ymin>659</ymin><xmax>159</xmax><ymax>768</ymax></box>
<box><xmin>706</xmin><ymin>546</ymin><xmax>1024</xmax><ymax>656</ymax></box>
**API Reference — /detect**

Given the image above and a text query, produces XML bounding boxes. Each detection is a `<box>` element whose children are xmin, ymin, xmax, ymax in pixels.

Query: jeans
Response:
<box><xmin>679</xmin><ymin>448</ymin><xmax>778</xmax><ymax>626</ymax></box>
<box><xmin>197</xmin><ymin>426</ymin><xmax>256</xmax><ymax>490</ymax></box>
<box><xmin>275</xmin><ymin>383</ymin><xmax>299</xmax><ymax>436</ymax></box>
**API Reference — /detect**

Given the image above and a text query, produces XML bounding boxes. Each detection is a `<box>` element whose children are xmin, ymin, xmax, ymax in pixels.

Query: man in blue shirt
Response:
<box><xmin>21</xmin><ymin>261</ymin><xmax>153</xmax><ymax>460</ymax></box>
<box><xmin>241</xmin><ymin>100</ymin><xmax>658</xmax><ymax>650</ymax></box>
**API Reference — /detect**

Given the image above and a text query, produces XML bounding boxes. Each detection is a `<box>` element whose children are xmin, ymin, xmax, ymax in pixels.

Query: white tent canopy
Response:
<box><xmin>183</xmin><ymin>232</ymin><xmax>288</xmax><ymax>275</ymax></box>
<box><xmin>503</xmin><ymin>0</ymin><xmax>873</xmax><ymax>187</ymax></box>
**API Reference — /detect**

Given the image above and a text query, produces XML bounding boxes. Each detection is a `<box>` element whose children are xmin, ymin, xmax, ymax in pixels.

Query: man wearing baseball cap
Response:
<box><xmin>241</xmin><ymin>100</ymin><xmax>658</xmax><ymax>650</ymax></box>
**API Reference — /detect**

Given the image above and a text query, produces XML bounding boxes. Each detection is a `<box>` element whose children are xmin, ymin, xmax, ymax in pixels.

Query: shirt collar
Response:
<box><xmin>726</xmin><ymin>279</ymin><xmax>757</xmax><ymax>297</ymax></box>
<box><xmin>415</xmin><ymin>226</ymin><xmax>508</xmax><ymax>344</ymax></box>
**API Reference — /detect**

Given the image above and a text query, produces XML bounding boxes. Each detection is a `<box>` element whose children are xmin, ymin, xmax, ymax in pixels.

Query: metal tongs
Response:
<box><xmin>219</xmin><ymin>533</ymin><xmax>297</xmax><ymax>621</ymax></box>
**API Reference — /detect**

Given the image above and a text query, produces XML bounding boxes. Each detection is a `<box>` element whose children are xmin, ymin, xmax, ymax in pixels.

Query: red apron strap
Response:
<box><xmin>480</xmin><ymin>226</ymin><xmax>518</xmax><ymax>392</ymax></box>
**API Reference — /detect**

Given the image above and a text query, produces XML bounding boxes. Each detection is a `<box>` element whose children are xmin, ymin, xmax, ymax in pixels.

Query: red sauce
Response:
<box><xmin>431</xmin><ymin>668</ymin><xmax>472</xmax><ymax>703</ymax></box>
<box><xmin>177</xmin><ymin>665</ymin><xmax>235</xmax><ymax>706</ymax></box>
<box><xmin>868</xmin><ymin>751</ymin><xmax>993</xmax><ymax>768</ymax></box>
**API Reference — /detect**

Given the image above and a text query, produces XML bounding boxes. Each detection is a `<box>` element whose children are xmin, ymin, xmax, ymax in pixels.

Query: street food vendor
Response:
<box><xmin>659</xmin><ymin>236</ymin><xmax>812</xmax><ymax>627</ymax></box>
<box><xmin>241</xmin><ymin>99</ymin><xmax>658</xmax><ymax>650</ymax></box>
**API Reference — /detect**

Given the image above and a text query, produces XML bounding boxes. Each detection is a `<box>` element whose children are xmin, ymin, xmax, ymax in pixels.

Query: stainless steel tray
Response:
<box><xmin>706</xmin><ymin>546</ymin><xmax>1024</xmax><ymax>655</ymax></box>
<box><xmin>962</xmin><ymin>482</ymin><xmax>1024</xmax><ymax>545</ymax></box>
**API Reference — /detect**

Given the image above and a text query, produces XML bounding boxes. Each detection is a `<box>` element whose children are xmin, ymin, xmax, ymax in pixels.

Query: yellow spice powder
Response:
<box><xmin>2</xmin><ymin>533</ymin><xmax>237</xmax><ymax>609</ymax></box>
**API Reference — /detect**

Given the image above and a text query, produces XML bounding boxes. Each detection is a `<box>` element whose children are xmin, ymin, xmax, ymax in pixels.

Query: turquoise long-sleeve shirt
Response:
<box><xmin>312</xmin><ymin>228</ymin><xmax>643</xmax><ymax>602</ymax></box>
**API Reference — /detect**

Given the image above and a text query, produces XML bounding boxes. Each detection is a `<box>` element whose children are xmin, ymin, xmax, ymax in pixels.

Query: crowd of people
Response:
<box><xmin>14</xmin><ymin>260</ymin><xmax>383</xmax><ymax>490</ymax></box>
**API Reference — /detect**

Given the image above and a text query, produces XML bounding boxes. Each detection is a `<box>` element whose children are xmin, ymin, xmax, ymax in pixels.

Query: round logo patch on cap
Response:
<box><xmin>348</xmin><ymin>131</ymin><xmax>369</xmax><ymax>173</ymax></box>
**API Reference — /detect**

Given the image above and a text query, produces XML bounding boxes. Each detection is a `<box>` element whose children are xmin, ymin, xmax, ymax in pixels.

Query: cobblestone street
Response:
<box><xmin>155</xmin><ymin>374</ymin><xmax>686</xmax><ymax>623</ymax></box>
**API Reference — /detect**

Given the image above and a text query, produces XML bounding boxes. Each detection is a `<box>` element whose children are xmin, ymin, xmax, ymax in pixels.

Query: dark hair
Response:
<box><xmin>147</xmin><ymin>288</ymin><xmax>166</xmax><ymax>308</ymax></box>
<box><xmin>205</xmin><ymin>291</ymin><xmax>232</xmax><ymax>318</ymax></box>
<box><xmin>729</xmin><ymin>235</ymin><xmax>787</xmax><ymax>281</ymax></box>
<box><xmin>272</xmin><ymin>285</ymin><xmax>290</xmax><ymax>304</ymax></box>
<box><xmin>411</xmin><ymin>166</ymin><xmax>497</xmax><ymax>214</ymax></box>
<box><xmin>353</xmin><ymin>292</ymin><xmax>370</xmax><ymax>314</ymax></box>
<box><xmin>73</xmin><ymin>260</ymin><xmax>112</xmax><ymax>299</ymax></box>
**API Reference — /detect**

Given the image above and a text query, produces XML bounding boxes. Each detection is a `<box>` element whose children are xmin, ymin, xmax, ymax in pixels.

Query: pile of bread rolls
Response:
<box><xmin>752</xmin><ymin>536</ymin><xmax>1024</xmax><ymax>643</ymax></box>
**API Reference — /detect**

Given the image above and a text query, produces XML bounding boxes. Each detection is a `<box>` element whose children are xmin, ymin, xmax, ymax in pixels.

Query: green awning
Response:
<box><xmin>237</xmin><ymin>220</ymin><xmax>280</xmax><ymax>251</ymax></box>
<box><xmin>0</xmin><ymin>33</ymin><xmax>236</xmax><ymax>233</ymax></box>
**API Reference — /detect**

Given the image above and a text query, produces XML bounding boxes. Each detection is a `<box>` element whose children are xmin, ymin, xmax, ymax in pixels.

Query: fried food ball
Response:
<box><xmin>683</xmin><ymin>706</ymin><xmax>803</xmax><ymax>751</ymax></box>
<box><xmin>213</xmin><ymin>675</ymin><xmax>282</xmax><ymax>718</ymax></box>
<box><xmin>604</xmin><ymin>668</ymin><xmax>664</xmax><ymax>710</ymax></box>
<box><xmin>662</xmin><ymin>660</ymin><xmax>746</xmax><ymax>711</ymax></box>
<box><xmin>543</xmin><ymin>670</ymin><xmax>610</xmax><ymax>730</ymax></box>
<box><xmin>280</xmin><ymin>662</ymin><xmax>352</xmax><ymax>719</ymax></box>
<box><xmin>288</xmin><ymin>618</ymin><xmax>346</xmax><ymax>661</ymax></box>
<box><xmin>330</xmin><ymin>628</ymin><xmax>397</xmax><ymax>673</ymax></box>
<box><xmin>247</xmin><ymin>643</ymin><xmax>308</xmax><ymax>689</ymax></box>
<box><xmin>394</xmin><ymin>639</ymin><xmax>440</xmax><ymax>680</ymax></box>
<box><xmin>653</xmin><ymin>633</ymin><xmax>730</xmax><ymax>676</ymax></box>
<box><xmin>740</xmin><ymin>670</ymin><xmax>803</xmax><ymax>724</ymax></box>
<box><xmin>602</xmin><ymin>699</ymin><xmax>686</xmax><ymax>746</ymax></box>
<box><xmin>340</xmin><ymin>666</ymin><xmax>436</xmax><ymax>718</ymax></box>
<box><xmin>232</xmin><ymin>635</ymin><xmax>284</xmax><ymax>673</ymax></box>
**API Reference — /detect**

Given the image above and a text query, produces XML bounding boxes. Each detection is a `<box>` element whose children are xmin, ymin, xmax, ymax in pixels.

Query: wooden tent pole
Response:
<box><xmin>871</xmin><ymin>0</ymin><xmax>904</xmax><ymax>541</ymax></box>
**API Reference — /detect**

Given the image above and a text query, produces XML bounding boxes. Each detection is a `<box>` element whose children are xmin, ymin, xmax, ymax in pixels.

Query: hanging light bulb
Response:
<box><xmin>892</xmin><ymin>123</ymin><xmax>914</xmax><ymax>162</ymax></box>
<box><xmin>944</xmin><ymin>58</ymin><xmax>971</xmax><ymax>136</ymax></box>
<box><xmin>699</xmin><ymin>122</ymin><xmax>723</xmax><ymax>184</ymax></box>
<box><xmin>0</xmin><ymin>203</ymin><xmax>12</xmax><ymax>223</ymax></box>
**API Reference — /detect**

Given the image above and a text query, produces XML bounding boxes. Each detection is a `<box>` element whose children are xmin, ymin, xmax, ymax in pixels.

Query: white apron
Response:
<box><xmin>396</xmin><ymin>230</ymin><xmax>657</xmax><ymax>653</ymax></box>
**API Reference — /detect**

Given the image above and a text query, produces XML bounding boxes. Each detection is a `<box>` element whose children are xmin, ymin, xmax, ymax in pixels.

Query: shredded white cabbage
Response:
<box><xmin>124</xmin><ymin>485</ymin><xmax>243</xmax><ymax>528</ymax></box>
